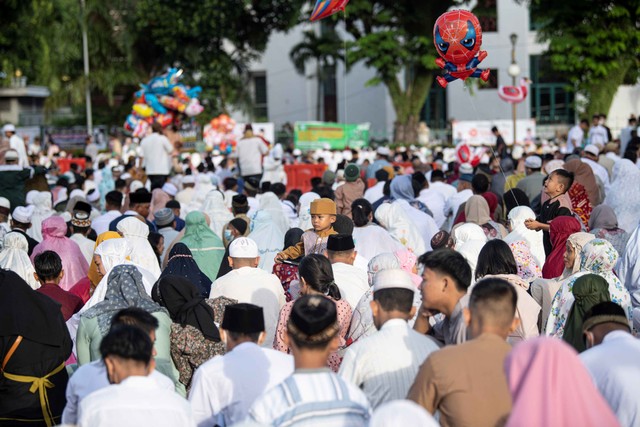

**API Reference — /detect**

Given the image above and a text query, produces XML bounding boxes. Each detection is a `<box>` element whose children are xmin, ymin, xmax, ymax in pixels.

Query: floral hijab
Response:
<box><xmin>509</xmin><ymin>241</ymin><xmax>542</xmax><ymax>283</ymax></box>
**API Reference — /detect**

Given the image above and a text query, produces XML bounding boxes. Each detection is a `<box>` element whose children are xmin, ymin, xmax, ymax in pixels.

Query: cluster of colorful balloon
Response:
<box><xmin>124</xmin><ymin>68</ymin><xmax>204</xmax><ymax>137</ymax></box>
<box><xmin>203</xmin><ymin>114</ymin><xmax>238</xmax><ymax>154</ymax></box>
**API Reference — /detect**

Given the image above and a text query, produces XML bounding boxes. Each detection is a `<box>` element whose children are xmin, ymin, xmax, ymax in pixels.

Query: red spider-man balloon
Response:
<box><xmin>433</xmin><ymin>10</ymin><xmax>490</xmax><ymax>88</ymax></box>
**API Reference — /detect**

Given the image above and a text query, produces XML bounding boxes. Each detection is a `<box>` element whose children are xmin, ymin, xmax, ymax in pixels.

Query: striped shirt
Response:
<box><xmin>249</xmin><ymin>369</ymin><xmax>371</xmax><ymax>426</ymax></box>
<box><xmin>339</xmin><ymin>319</ymin><xmax>440</xmax><ymax>408</ymax></box>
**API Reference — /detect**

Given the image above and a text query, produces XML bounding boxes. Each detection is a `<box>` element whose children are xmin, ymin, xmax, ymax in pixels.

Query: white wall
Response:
<box><xmin>608</xmin><ymin>85</ymin><xmax>640</xmax><ymax>137</ymax></box>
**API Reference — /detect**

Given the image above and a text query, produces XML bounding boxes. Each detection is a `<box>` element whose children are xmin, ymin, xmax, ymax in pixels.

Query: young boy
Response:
<box><xmin>34</xmin><ymin>250</ymin><xmax>83</xmax><ymax>321</ymax></box>
<box><xmin>275</xmin><ymin>198</ymin><xmax>337</xmax><ymax>263</ymax></box>
<box><xmin>524</xmin><ymin>169</ymin><xmax>574</xmax><ymax>255</ymax></box>
<box><xmin>334</xmin><ymin>164</ymin><xmax>365</xmax><ymax>219</ymax></box>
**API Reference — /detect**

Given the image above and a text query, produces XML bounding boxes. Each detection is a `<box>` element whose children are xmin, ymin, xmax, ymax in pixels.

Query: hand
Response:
<box><xmin>274</xmin><ymin>254</ymin><xmax>284</xmax><ymax>264</ymax></box>
<box><xmin>417</xmin><ymin>305</ymin><xmax>437</xmax><ymax>319</ymax></box>
<box><xmin>524</xmin><ymin>219</ymin><xmax>540</xmax><ymax>231</ymax></box>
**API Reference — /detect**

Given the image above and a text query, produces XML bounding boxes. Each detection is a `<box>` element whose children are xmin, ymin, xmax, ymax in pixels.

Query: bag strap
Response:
<box><xmin>1</xmin><ymin>335</ymin><xmax>23</xmax><ymax>372</ymax></box>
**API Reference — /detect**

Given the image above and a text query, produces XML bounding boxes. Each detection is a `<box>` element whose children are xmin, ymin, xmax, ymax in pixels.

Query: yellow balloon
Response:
<box><xmin>133</xmin><ymin>103</ymin><xmax>154</xmax><ymax>118</ymax></box>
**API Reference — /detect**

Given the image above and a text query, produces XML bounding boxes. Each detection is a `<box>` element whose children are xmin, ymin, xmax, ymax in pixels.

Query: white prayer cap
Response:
<box><xmin>162</xmin><ymin>182</ymin><xmax>178</xmax><ymax>196</ymax></box>
<box><xmin>26</xmin><ymin>190</ymin><xmax>39</xmax><ymax>205</ymax></box>
<box><xmin>372</xmin><ymin>268</ymin><xmax>415</xmax><ymax>293</ymax></box>
<box><xmin>229</xmin><ymin>237</ymin><xmax>259</xmax><ymax>258</ymax></box>
<box><xmin>376</xmin><ymin>146</ymin><xmax>391</xmax><ymax>156</ymax></box>
<box><xmin>370</xmin><ymin>400</ymin><xmax>439</xmax><ymax>427</ymax></box>
<box><xmin>524</xmin><ymin>155</ymin><xmax>542</xmax><ymax>169</ymax></box>
<box><xmin>12</xmin><ymin>205</ymin><xmax>35</xmax><ymax>223</ymax></box>
<box><xmin>69</xmin><ymin>189</ymin><xmax>85</xmax><ymax>200</ymax></box>
<box><xmin>459</xmin><ymin>162</ymin><xmax>474</xmax><ymax>175</ymax></box>
<box><xmin>182</xmin><ymin>175</ymin><xmax>195</xmax><ymax>185</ymax></box>
<box><xmin>86</xmin><ymin>189</ymin><xmax>100</xmax><ymax>203</ymax></box>
<box><xmin>129</xmin><ymin>180</ymin><xmax>144</xmax><ymax>193</ymax></box>
<box><xmin>4</xmin><ymin>150</ymin><xmax>19</xmax><ymax>161</ymax></box>
<box><xmin>584</xmin><ymin>144</ymin><xmax>600</xmax><ymax>157</ymax></box>
<box><xmin>0</xmin><ymin>197</ymin><xmax>10</xmax><ymax>210</ymax></box>
<box><xmin>2</xmin><ymin>124</ymin><xmax>16</xmax><ymax>133</ymax></box>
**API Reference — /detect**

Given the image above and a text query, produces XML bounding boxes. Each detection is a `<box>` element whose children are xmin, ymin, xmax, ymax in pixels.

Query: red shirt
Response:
<box><xmin>36</xmin><ymin>283</ymin><xmax>84</xmax><ymax>321</ymax></box>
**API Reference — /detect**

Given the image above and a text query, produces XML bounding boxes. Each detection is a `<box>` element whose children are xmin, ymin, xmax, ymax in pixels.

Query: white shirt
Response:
<box><xmin>9</xmin><ymin>134</ymin><xmax>29</xmax><ymax>168</ymax></box>
<box><xmin>78</xmin><ymin>375</ymin><xmax>194</xmax><ymax>427</ymax></box>
<box><xmin>339</xmin><ymin>319</ymin><xmax>440</xmax><ymax>408</ymax></box>
<box><xmin>418</xmin><ymin>188</ymin><xmax>447</xmax><ymax>228</ymax></box>
<box><xmin>364</xmin><ymin>181</ymin><xmax>385</xmax><ymax>204</ymax></box>
<box><xmin>175</xmin><ymin>187</ymin><xmax>195</xmax><ymax>207</ymax></box>
<box><xmin>588</xmin><ymin>125</ymin><xmax>608</xmax><ymax>146</ymax></box>
<box><xmin>237</xmin><ymin>136</ymin><xmax>268</xmax><ymax>176</ymax></box>
<box><xmin>567</xmin><ymin>124</ymin><xmax>584</xmax><ymax>152</ymax></box>
<box><xmin>91</xmin><ymin>210</ymin><xmax>121</xmax><ymax>236</ymax></box>
<box><xmin>428</xmin><ymin>180</ymin><xmax>457</xmax><ymax>202</ymax></box>
<box><xmin>63</xmin><ymin>360</ymin><xmax>173</xmax><ymax>425</ymax></box>
<box><xmin>332</xmin><ymin>262</ymin><xmax>369</xmax><ymax>310</ymax></box>
<box><xmin>443</xmin><ymin>188</ymin><xmax>473</xmax><ymax>231</ymax></box>
<box><xmin>70</xmin><ymin>233</ymin><xmax>96</xmax><ymax>265</ymax></box>
<box><xmin>210</xmin><ymin>267</ymin><xmax>286</xmax><ymax>346</ymax></box>
<box><xmin>140</xmin><ymin>132</ymin><xmax>173</xmax><ymax>175</ymax></box>
<box><xmin>582</xmin><ymin>157</ymin><xmax>610</xmax><ymax>187</ymax></box>
<box><xmin>189</xmin><ymin>342</ymin><xmax>294</xmax><ymax>427</ymax></box>
<box><xmin>580</xmin><ymin>330</ymin><xmax>640</xmax><ymax>426</ymax></box>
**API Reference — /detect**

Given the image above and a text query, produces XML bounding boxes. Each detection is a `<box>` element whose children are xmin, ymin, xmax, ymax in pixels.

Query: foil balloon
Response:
<box><xmin>456</xmin><ymin>143</ymin><xmax>481</xmax><ymax>167</ymax></box>
<box><xmin>498</xmin><ymin>78</ymin><xmax>530</xmax><ymax>104</ymax></box>
<box><xmin>310</xmin><ymin>0</ymin><xmax>349</xmax><ymax>21</ymax></box>
<box><xmin>433</xmin><ymin>10</ymin><xmax>490</xmax><ymax>88</ymax></box>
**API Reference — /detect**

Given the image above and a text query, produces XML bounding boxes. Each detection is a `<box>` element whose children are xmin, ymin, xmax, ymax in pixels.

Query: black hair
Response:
<box><xmin>475</xmin><ymin>240</ymin><xmax>518</xmax><ymax>280</ymax></box>
<box><xmin>72</xmin><ymin>223</ymin><xmax>91</xmax><ymax>235</ymax></box>
<box><xmin>114</xmin><ymin>178</ymin><xmax>126</xmax><ymax>189</ymax></box>
<box><xmin>373</xmin><ymin>288</ymin><xmax>414</xmax><ymax>313</ymax></box>
<box><xmin>287</xmin><ymin>189</ymin><xmax>302</xmax><ymax>206</ymax></box>
<box><xmin>472</xmin><ymin>173</ymin><xmax>490</xmax><ymax>194</ymax></box>
<box><xmin>33</xmin><ymin>250</ymin><xmax>62</xmax><ymax>282</ymax></box>
<box><xmin>375</xmin><ymin>168</ymin><xmax>389</xmax><ymax>182</ymax></box>
<box><xmin>166</xmin><ymin>200</ymin><xmax>180</xmax><ymax>210</ymax></box>
<box><xmin>583</xmin><ymin>301</ymin><xmax>629</xmax><ymax>327</ymax></box>
<box><xmin>271</xmin><ymin>183</ymin><xmax>286</xmax><ymax>197</ymax></box>
<box><xmin>223</xmin><ymin>177</ymin><xmax>238</xmax><ymax>190</ymax></box>
<box><xmin>491</xmin><ymin>126</ymin><xmax>499</xmax><ymax>133</ymax></box>
<box><xmin>412</xmin><ymin>172</ymin><xmax>427</xmax><ymax>188</ymax></box>
<box><xmin>99</xmin><ymin>324</ymin><xmax>153</xmax><ymax>365</ymax></box>
<box><xmin>469</xmin><ymin>277</ymin><xmax>517</xmax><ymax>327</ymax></box>
<box><xmin>351</xmin><ymin>198</ymin><xmax>372</xmax><ymax>227</ymax></box>
<box><xmin>430</xmin><ymin>170</ymin><xmax>445</xmax><ymax>182</ymax></box>
<box><xmin>624</xmin><ymin>149</ymin><xmax>638</xmax><ymax>164</ymax></box>
<box><xmin>418</xmin><ymin>249</ymin><xmax>471</xmax><ymax>292</ymax></box>
<box><xmin>228</xmin><ymin>331</ymin><xmax>262</xmax><ymax>342</ymax></box>
<box><xmin>580</xmin><ymin>119</ymin><xmax>589</xmax><ymax>126</ymax></box>
<box><xmin>111</xmin><ymin>307</ymin><xmax>159</xmax><ymax>335</ymax></box>
<box><xmin>550</xmin><ymin>169</ymin><xmax>574</xmax><ymax>192</ymax></box>
<box><xmin>382</xmin><ymin>180</ymin><xmax>391</xmax><ymax>197</ymax></box>
<box><xmin>310</xmin><ymin>177</ymin><xmax>322</xmax><ymax>189</ymax></box>
<box><xmin>148</xmin><ymin>232</ymin><xmax>164</xmax><ymax>257</ymax></box>
<box><xmin>298</xmin><ymin>254</ymin><xmax>342</xmax><ymax>300</ymax></box>
<box><xmin>333</xmin><ymin>214</ymin><xmax>354</xmax><ymax>235</ymax></box>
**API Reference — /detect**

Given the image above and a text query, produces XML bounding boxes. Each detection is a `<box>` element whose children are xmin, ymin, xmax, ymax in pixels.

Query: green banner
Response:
<box><xmin>294</xmin><ymin>122</ymin><xmax>370</xmax><ymax>150</ymax></box>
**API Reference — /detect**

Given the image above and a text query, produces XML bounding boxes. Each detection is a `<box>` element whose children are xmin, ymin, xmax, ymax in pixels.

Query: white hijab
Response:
<box><xmin>605</xmin><ymin>159</ymin><xmax>640</xmax><ymax>233</ymax></box>
<box><xmin>248</xmin><ymin>210</ymin><xmax>284</xmax><ymax>273</ymax></box>
<box><xmin>185</xmin><ymin>174</ymin><xmax>216</xmax><ymax>215</ymax></box>
<box><xmin>353</xmin><ymin>223</ymin><xmax>403</xmax><ymax>261</ymax></box>
<box><xmin>375</xmin><ymin>203</ymin><xmax>426</xmax><ymax>255</ymax></box>
<box><xmin>27</xmin><ymin>191</ymin><xmax>56</xmax><ymax>242</ymax></box>
<box><xmin>297</xmin><ymin>192</ymin><xmax>320</xmax><ymax>231</ymax></box>
<box><xmin>259</xmin><ymin>192</ymin><xmax>290</xmax><ymax>234</ymax></box>
<box><xmin>116</xmin><ymin>217</ymin><xmax>161</xmax><ymax>279</ymax></box>
<box><xmin>504</xmin><ymin>206</ymin><xmax>546</xmax><ymax>267</ymax></box>
<box><xmin>454</xmin><ymin>224</ymin><xmax>488</xmax><ymax>281</ymax></box>
<box><xmin>392</xmin><ymin>199</ymin><xmax>437</xmax><ymax>251</ymax></box>
<box><xmin>201</xmin><ymin>190</ymin><xmax>233</xmax><ymax>239</ymax></box>
<box><xmin>0</xmin><ymin>232</ymin><xmax>40</xmax><ymax>289</ymax></box>
<box><xmin>618</xmin><ymin>223</ymin><xmax>640</xmax><ymax>331</ymax></box>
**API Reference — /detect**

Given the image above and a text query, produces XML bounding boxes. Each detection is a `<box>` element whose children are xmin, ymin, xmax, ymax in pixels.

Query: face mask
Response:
<box><xmin>224</xmin><ymin>229</ymin><xmax>234</xmax><ymax>242</ymax></box>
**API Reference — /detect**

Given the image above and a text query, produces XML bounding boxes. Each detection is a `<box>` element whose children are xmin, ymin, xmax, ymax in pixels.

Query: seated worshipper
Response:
<box><xmin>153</xmin><ymin>208</ymin><xmax>179</xmax><ymax>261</ymax></box>
<box><xmin>408</xmin><ymin>278</ymin><xmax>516</xmax><ymax>427</ymax></box>
<box><xmin>28</xmin><ymin>191</ymin><xmax>56</xmax><ymax>242</ymax></box>
<box><xmin>30</xmin><ymin>215</ymin><xmax>89</xmax><ymax>291</ymax></box>
<box><xmin>165</xmin><ymin>200</ymin><xmax>185</xmax><ymax>231</ymax></box>
<box><xmin>416</xmin><ymin>173</ymin><xmax>447</xmax><ymax>228</ymax></box>
<box><xmin>430</xmin><ymin>230</ymin><xmax>453</xmax><ymax>250</ymax></box>
<box><xmin>275</xmin><ymin>198</ymin><xmax>338</xmax><ymax>263</ymax></box>
<box><xmin>108</xmin><ymin>190</ymin><xmax>155</xmax><ymax>232</ymax></box>
<box><xmin>369</xmin><ymin>400</ymin><xmax>439</xmax><ymax>427</ymax></box>
<box><xmin>274</xmin><ymin>254</ymin><xmax>351</xmax><ymax>372</ymax></box>
<box><xmin>161</xmin><ymin>243</ymin><xmax>212</xmax><ymax>298</ymax></box>
<box><xmin>10</xmin><ymin>205</ymin><xmax>39</xmax><ymax>255</ymax></box>
<box><xmin>364</xmin><ymin>168</ymin><xmax>389</xmax><ymax>204</ymax></box>
<box><xmin>588</xmin><ymin>204</ymin><xmax>630</xmax><ymax>258</ymax></box>
<box><xmin>210</xmin><ymin>237</ymin><xmax>286</xmax><ymax>348</ymax></box>
<box><xmin>230</xmin><ymin>194</ymin><xmax>252</xmax><ymax>228</ymax></box>
<box><xmin>516</xmin><ymin>155</ymin><xmax>545</xmax><ymax>202</ymax></box>
<box><xmin>257</xmin><ymin>191</ymin><xmax>290</xmax><ymax>234</ymax></box>
<box><xmin>272</xmin><ymin>228</ymin><xmax>305</xmax><ymax>302</ymax></box>
<box><xmin>351</xmin><ymin>198</ymin><xmax>403</xmax><ymax>261</ymax></box>
<box><xmin>0</xmin><ymin>270</ymin><xmax>72</xmax><ymax>427</ymax></box>
<box><xmin>390</xmin><ymin>175</ymin><xmax>439</xmax><ymax>247</ymax></box>
<box><xmin>452</xmin><ymin>223</ymin><xmax>488</xmax><ymax>282</ymax></box>
<box><xmin>69</xmin><ymin>212</ymin><xmax>95</xmax><ymax>264</ymax></box>
<box><xmin>501</xmin><ymin>188</ymin><xmax>530</xmax><ymax>222</ymax></box>
<box><xmin>77</xmin><ymin>325</ymin><xmax>195</xmax><ymax>427</ymax></box>
<box><xmin>180</xmin><ymin>211</ymin><xmax>225</xmax><ymax>281</ymax></box>
<box><xmin>546</xmin><ymin>239</ymin><xmax>632</xmax><ymax>339</ymax></box>
<box><xmin>335</xmin><ymin>164</ymin><xmax>365</xmax><ymax>218</ymax></box>
<box><xmin>86</xmin><ymin>231</ymin><xmax>124</xmax><ymax>295</ymax></box>
<box><xmin>326</xmin><ymin>234</ymin><xmax>369</xmax><ymax>310</ymax></box>
<box><xmin>117</xmin><ymin>216</ymin><xmax>162</xmax><ymax>279</ymax></box>
<box><xmin>149</xmin><ymin>186</ymin><xmax>173</xmax><ymax>222</ymax></box>
<box><xmin>474</xmin><ymin>240</ymin><xmax>541</xmax><ymax>343</ymax></box>
<box><xmin>201</xmin><ymin>190</ymin><xmax>234</xmax><ymax>239</ymax></box>
<box><xmin>460</xmin><ymin>195</ymin><xmax>507</xmax><ymax>239</ymax></box>
<box><xmin>443</xmin><ymin>167</ymin><xmax>474</xmax><ymax>229</ymax></box>
<box><xmin>189</xmin><ymin>303</ymin><xmax>294</xmax><ymax>426</ymax></box>
<box><xmin>509</xmin><ymin>240</ymin><xmax>542</xmax><ymax>283</ymax></box>
<box><xmin>375</xmin><ymin>202</ymin><xmax>426</xmax><ymax>255</ymax></box>
<box><xmin>249</xmin><ymin>295</ymin><xmax>371</xmax><ymax>426</ymax></box>
<box><xmin>0</xmin><ymin>231</ymin><xmax>39</xmax><ymax>289</ymax></box>
<box><xmin>175</xmin><ymin>175</ymin><xmax>196</xmax><ymax>206</ymax></box>
<box><xmin>153</xmin><ymin>275</ymin><xmax>236</xmax><ymax>391</ymax></box>
<box><xmin>247</xmin><ymin>210</ymin><xmax>284</xmax><ymax>273</ymax></box>
<box><xmin>605</xmin><ymin>158</ymin><xmax>640</xmax><ymax>233</ymax></box>
<box><xmin>504</xmin><ymin>205</ymin><xmax>546</xmax><ymax>267</ymax></box>
<box><xmin>413</xmin><ymin>249</ymin><xmax>471</xmax><ymax>346</ymax></box>
<box><xmin>62</xmin><ymin>308</ymin><xmax>175</xmax><ymax>425</ymax></box>
<box><xmin>561</xmin><ymin>274</ymin><xmax>612</xmax><ymax>352</ymax></box>
<box><xmin>296</xmin><ymin>191</ymin><xmax>320</xmax><ymax>231</ymax></box>
<box><xmin>580</xmin><ymin>302</ymin><xmax>640</xmax><ymax>426</ymax></box>
<box><xmin>217</xmin><ymin>218</ymin><xmax>250</xmax><ymax>279</ymax></box>
<box><xmin>148</xmin><ymin>232</ymin><xmax>164</xmax><ymax>267</ymax></box>
<box><xmin>504</xmin><ymin>337</ymin><xmax>620</xmax><ymax>427</ymax></box>
<box><xmin>340</xmin><ymin>269</ymin><xmax>439</xmax><ymax>408</ymax></box>
<box><xmin>34</xmin><ymin>251</ymin><xmax>83</xmax><ymax>321</ymax></box>
<box><xmin>618</xmin><ymin>224</ymin><xmax>640</xmax><ymax>332</ymax></box>
<box><xmin>92</xmin><ymin>191</ymin><xmax>124</xmax><ymax>236</ymax></box>
<box><xmin>541</xmin><ymin>216</ymin><xmax>584</xmax><ymax>279</ymax></box>
<box><xmin>525</xmin><ymin>168</ymin><xmax>575</xmax><ymax>256</ymax></box>
<box><xmin>76</xmin><ymin>265</ymin><xmax>181</xmax><ymax>392</ymax></box>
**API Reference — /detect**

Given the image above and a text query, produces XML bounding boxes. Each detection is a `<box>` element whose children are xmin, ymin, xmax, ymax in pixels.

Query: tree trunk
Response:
<box><xmin>585</xmin><ymin>62</ymin><xmax>631</xmax><ymax>117</ymax></box>
<box><xmin>386</xmin><ymin>70</ymin><xmax>433</xmax><ymax>144</ymax></box>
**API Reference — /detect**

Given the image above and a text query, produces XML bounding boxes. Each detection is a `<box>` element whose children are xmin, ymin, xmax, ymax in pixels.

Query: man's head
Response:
<box><xmin>151</xmin><ymin>122</ymin><xmax>163</xmax><ymax>134</ymax></box>
<box><xmin>371</xmin><ymin>269</ymin><xmax>417</xmax><ymax>329</ymax></box>
<box><xmin>165</xmin><ymin>200</ymin><xmax>181</xmax><ymax>219</ymax></box>
<box><xmin>375</xmin><ymin>168</ymin><xmax>390</xmax><ymax>183</ymax></box>
<box><xmin>153</xmin><ymin>208</ymin><xmax>175</xmax><ymax>230</ymax></box>
<box><xmin>10</xmin><ymin>205</ymin><xmax>34</xmax><ymax>230</ymax></box>
<box><xmin>129</xmin><ymin>190</ymin><xmax>152</xmax><ymax>218</ymax></box>
<box><xmin>418</xmin><ymin>249</ymin><xmax>471</xmax><ymax>316</ymax></box>
<box><xmin>270</xmin><ymin>183</ymin><xmax>286</xmax><ymax>199</ymax></box>
<box><xmin>220</xmin><ymin>303</ymin><xmax>266</xmax><ymax>350</ymax></box>
<box><xmin>325</xmin><ymin>234</ymin><xmax>356</xmax><ymax>265</ymax></box>
<box><xmin>430</xmin><ymin>170</ymin><xmax>445</xmax><ymax>183</ymax></box>
<box><xmin>100</xmin><ymin>325</ymin><xmax>154</xmax><ymax>385</ymax></box>
<box><xmin>33</xmin><ymin>250</ymin><xmax>64</xmax><ymax>285</ymax></box>
<box><xmin>582</xmin><ymin>301</ymin><xmax>630</xmax><ymax>348</ymax></box>
<box><xmin>228</xmin><ymin>237</ymin><xmax>260</xmax><ymax>269</ymax></box>
<box><xmin>592</xmin><ymin>114</ymin><xmax>600</xmax><ymax>126</ymax></box>
<box><xmin>582</xmin><ymin>144</ymin><xmax>600</xmax><ymax>161</ymax></box>
<box><xmin>0</xmin><ymin>197</ymin><xmax>10</xmax><ymax>223</ymax></box>
<box><xmin>105</xmin><ymin>190</ymin><xmax>124</xmax><ymax>211</ymax></box>
<box><xmin>182</xmin><ymin>175</ymin><xmax>195</xmax><ymax>189</ymax></box>
<box><xmin>544</xmin><ymin>169</ymin><xmax>574</xmax><ymax>198</ymax></box>
<box><xmin>232</xmin><ymin>194</ymin><xmax>249</xmax><ymax>215</ymax></box>
<box><xmin>580</xmin><ymin>119</ymin><xmax>589</xmax><ymax>131</ymax></box>
<box><xmin>285</xmin><ymin>295</ymin><xmax>340</xmax><ymax>362</ymax></box>
<box><xmin>85</xmin><ymin>135</ymin><xmax>93</xmax><ymax>146</ymax></box>
<box><xmin>2</xmin><ymin>123</ymin><xmax>16</xmax><ymax>137</ymax></box>
<box><xmin>71</xmin><ymin>211</ymin><xmax>92</xmax><ymax>236</ymax></box>
<box><xmin>524</xmin><ymin>155</ymin><xmax>542</xmax><ymax>175</ymax></box>
<box><xmin>223</xmin><ymin>177</ymin><xmax>238</xmax><ymax>192</ymax></box>
<box><xmin>471</xmin><ymin>173</ymin><xmax>489</xmax><ymax>195</ymax></box>
<box><xmin>310</xmin><ymin>198</ymin><xmax>337</xmax><ymax>233</ymax></box>
<box><xmin>491</xmin><ymin>126</ymin><xmax>500</xmax><ymax>136</ymax></box>
<box><xmin>464</xmin><ymin>277</ymin><xmax>518</xmax><ymax>340</ymax></box>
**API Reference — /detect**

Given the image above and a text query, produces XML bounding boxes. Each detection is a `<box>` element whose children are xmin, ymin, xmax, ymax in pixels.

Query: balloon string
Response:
<box><xmin>343</xmin><ymin>10</ymin><xmax>348</xmax><ymax>126</ymax></box>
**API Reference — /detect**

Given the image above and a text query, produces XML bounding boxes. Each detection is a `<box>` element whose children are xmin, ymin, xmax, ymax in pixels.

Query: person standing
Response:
<box><xmin>140</xmin><ymin>123</ymin><xmax>175</xmax><ymax>190</ymax></box>
<box><xmin>2</xmin><ymin>124</ymin><xmax>29</xmax><ymax>168</ymax></box>
<box><xmin>84</xmin><ymin>135</ymin><xmax>99</xmax><ymax>162</ymax></box>
<box><xmin>588</xmin><ymin>114</ymin><xmax>608</xmax><ymax>146</ymax></box>
<box><xmin>9</xmin><ymin>205</ymin><xmax>39</xmax><ymax>255</ymax></box>
<box><xmin>0</xmin><ymin>150</ymin><xmax>33</xmax><ymax>211</ymax></box>
<box><xmin>516</xmin><ymin>155</ymin><xmax>545</xmax><ymax>203</ymax></box>
<box><xmin>567</xmin><ymin>119</ymin><xmax>589</xmax><ymax>153</ymax></box>
<box><xmin>491</xmin><ymin>126</ymin><xmax>508</xmax><ymax>159</ymax></box>
<box><xmin>237</xmin><ymin>124</ymin><xmax>269</xmax><ymax>181</ymax></box>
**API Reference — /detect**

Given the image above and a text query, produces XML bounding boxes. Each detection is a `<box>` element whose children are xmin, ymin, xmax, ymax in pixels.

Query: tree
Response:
<box><xmin>525</xmin><ymin>0</ymin><xmax>639</xmax><ymax>117</ymax></box>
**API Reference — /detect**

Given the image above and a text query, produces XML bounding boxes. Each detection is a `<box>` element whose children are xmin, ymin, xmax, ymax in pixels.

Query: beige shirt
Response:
<box><xmin>407</xmin><ymin>333</ymin><xmax>512</xmax><ymax>427</ymax></box>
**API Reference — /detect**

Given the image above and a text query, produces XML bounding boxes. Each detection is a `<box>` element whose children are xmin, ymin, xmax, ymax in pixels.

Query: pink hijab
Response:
<box><xmin>394</xmin><ymin>249</ymin><xmax>422</xmax><ymax>287</ymax></box>
<box><xmin>505</xmin><ymin>337</ymin><xmax>620</xmax><ymax>427</ymax></box>
<box><xmin>148</xmin><ymin>188</ymin><xmax>171</xmax><ymax>221</ymax></box>
<box><xmin>30</xmin><ymin>216</ymin><xmax>89</xmax><ymax>291</ymax></box>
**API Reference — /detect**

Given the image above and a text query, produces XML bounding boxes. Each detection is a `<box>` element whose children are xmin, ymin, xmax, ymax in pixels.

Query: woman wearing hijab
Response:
<box><xmin>453</xmin><ymin>223</ymin><xmax>488</xmax><ymax>281</ymax></box>
<box><xmin>0</xmin><ymin>270</ymin><xmax>72</xmax><ymax>427</ymax></box>
<box><xmin>297</xmin><ymin>192</ymin><xmax>320</xmax><ymax>231</ymax></box>
<box><xmin>605</xmin><ymin>159</ymin><xmax>640</xmax><ymax>233</ymax></box>
<box><xmin>27</xmin><ymin>191</ymin><xmax>55</xmax><ymax>242</ymax></box>
<box><xmin>375</xmin><ymin>202</ymin><xmax>427</xmax><ymax>255</ymax></box>
<box><xmin>248</xmin><ymin>210</ymin><xmax>284</xmax><ymax>274</ymax></box>
<box><xmin>116</xmin><ymin>216</ymin><xmax>162</xmax><ymax>279</ymax></box>
<box><xmin>148</xmin><ymin>188</ymin><xmax>171</xmax><ymax>221</ymax></box>
<box><xmin>504</xmin><ymin>206</ymin><xmax>546</xmax><ymax>267</ymax></box>
<box><xmin>509</xmin><ymin>241</ymin><xmax>542</xmax><ymax>283</ymax></box>
<box><xmin>394</xmin><ymin>249</ymin><xmax>422</xmax><ymax>287</ymax></box>
<box><xmin>541</xmin><ymin>216</ymin><xmax>582</xmax><ymax>279</ymax></box>
<box><xmin>258</xmin><ymin>192</ymin><xmax>290</xmax><ymax>234</ymax></box>
<box><xmin>201</xmin><ymin>190</ymin><xmax>234</xmax><ymax>239</ymax></box>
<box><xmin>30</xmin><ymin>216</ymin><xmax>89</xmax><ymax>291</ymax></box>
<box><xmin>153</xmin><ymin>275</ymin><xmax>236</xmax><ymax>391</ymax></box>
<box><xmin>564</xmin><ymin>158</ymin><xmax>600</xmax><ymax>205</ymax></box>
<box><xmin>389</xmin><ymin>175</ymin><xmax>439</xmax><ymax>249</ymax></box>
<box><xmin>0</xmin><ymin>232</ymin><xmax>39</xmax><ymax>289</ymax></box>
<box><xmin>546</xmin><ymin>239</ymin><xmax>633</xmax><ymax>338</ymax></box>
<box><xmin>504</xmin><ymin>337</ymin><xmax>620</xmax><ymax>427</ymax></box>
<box><xmin>180</xmin><ymin>211</ymin><xmax>225</xmax><ymax>282</ymax></box>
<box><xmin>461</xmin><ymin>195</ymin><xmax>507</xmax><ymax>239</ymax></box>
<box><xmin>85</xmin><ymin>231</ymin><xmax>123</xmax><ymax>295</ymax></box>
<box><xmin>272</xmin><ymin>228</ymin><xmax>305</xmax><ymax>302</ymax></box>
<box><xmin>589</xmin><ymin>204</ymin><xmax>630</xmax><ymax>257</ymax></box>
<box><xmin>351</xmin><ymin>198</ymin><xmax>403</xmax><ymax>261</ymax></box>
<box><xmin>160</xmin><ymin>243</ymin><xmax>212</xmax><ymax>298</ymax></box>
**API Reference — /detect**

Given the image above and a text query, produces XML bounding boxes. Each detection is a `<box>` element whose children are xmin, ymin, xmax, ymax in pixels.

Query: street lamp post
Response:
<box><xmin>81</xmin><ymin>0</ymin><xmax>93</xmax><ymax>136</ymax></box>
<box><xmin>508</xmin><ymin>33</ymin><xmax>520</xmax><ymax>146</ymax></box>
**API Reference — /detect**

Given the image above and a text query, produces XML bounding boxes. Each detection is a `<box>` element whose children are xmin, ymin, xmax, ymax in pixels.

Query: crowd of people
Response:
<box><xmin>0</xmin><ymin>115</ymin><xmax>639</xmax><ymax>427</ymax></box>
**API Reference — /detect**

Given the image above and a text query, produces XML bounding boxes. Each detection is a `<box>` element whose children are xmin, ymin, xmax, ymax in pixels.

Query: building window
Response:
<box><xmin>529</xmin><ymin>55</ymin><xmax>575</xmax><ymax>124</ymax></box>
<box><xmin>421</xmin><ymin>79</ymin><xmax>448</xmax><ymax>130</ymax></box>
<box><xmin>322</xmin><ymin>64</ymin><xmax>337</xmax><ymax>122</ymax></box>
<box><xmin>478</xmin><ymin>69</ymin><xmax>498</xmax><ymax>90</ymax></box>
<box><xmin>252</xmin><ymin>73</ymin><xmax>268</xmax><ymax>121</ymax></box>
<box><xmin>472</xmin><ymin>0</ymin><xmax>497</xmax><ymax>32</ymax></box>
